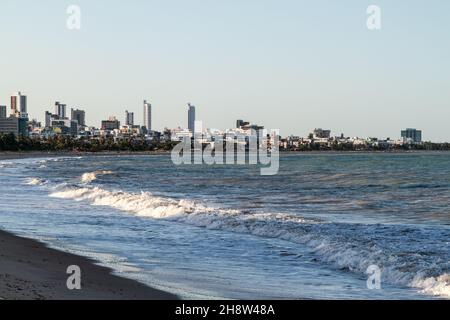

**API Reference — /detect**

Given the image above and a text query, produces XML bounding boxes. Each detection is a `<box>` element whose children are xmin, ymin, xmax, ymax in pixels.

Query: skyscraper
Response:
<box><xmin>125</xmin><ymin>110</ymin><xmax>134</xmax><ymax>126</ymax></box>
<box><xmin>11</xmin><ymin>92</ymin><xmax>27</xmax><ymax>118</ymax></box>
<box><xmin>0</xmin><ymin>105</ymin><xmax>6</xmax><ymax>119</ymax></box>
<box><xmin>45</xmin><ymin>111</ymin><xmax>52</xmax><ymax>128</ymax></box>
<box><xmin>55</xmin><ymin>102</ymin><xmax>67</xmax><ymax>119</ymax></box>
<box><xmin>71</xmin><ymin>108</ymin><xmax>86</xmax><ymax>127</ymax></box>
<box><xmin>188</xmin><ymin>103</ymin><xmax>196</xmax><ymax>132</ymax></box>
<box><xmin>143</xmin><ymin>100</ymin><xmax>152</xmax><ymax>131</ymax></box>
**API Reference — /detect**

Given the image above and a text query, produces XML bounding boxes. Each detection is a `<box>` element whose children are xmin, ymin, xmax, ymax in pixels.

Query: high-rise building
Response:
<box><xmin>45</xmin><ymin>111</ymin><xmax>52</xmax><ymax>128</ymax></box>
<box><xmin>401</xmin><ymin>128</ymin><xmax>422</xmax><ymax>143</ymax></box>
<box><xmin>71</xmin><ymin>108</ymin><xmax>86</xmax><ymax>127</ymax></box>
<box><xmin>11</xmin><ymin>92</ymin><xmax>27</xmax><ymax>118</ymax></box>
<box><xmin>188</xmin><ymin>103</ymin><xmax>196</xmax><ymax>132</ymax></box>
<box><xmin>125</xmin><ymin>110</ymin><xmax>134</xmax><ymax>126</ymax></box>
<box><xmin>0</xmin><ymin>105</ymin><xmax>6</xmax><ymax>119</ymax></box>
<box><xmin>55</xmin><ymin>102</ymin><xmax>67</xmax><ymax>119</ymax></box>
<box><xmin>143</xmin><ymin>100</ymin><xmax>152</xmax><ymax>131</ymax></box>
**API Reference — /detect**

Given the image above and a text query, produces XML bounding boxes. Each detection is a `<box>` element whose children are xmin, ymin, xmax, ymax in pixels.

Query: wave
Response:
<box><xmin>48</xmin><ymin>185</ymin><xmax>450</xmax><ymax>299</ymax></box>
<box><xmin>81</xmin><ymin>171</ymin><xmax>114</xmax><ymax>183</ymax></box>
<box><xmin>0</xmin><ymin>162</ymin><xmax>15</xmax><ymax>168</ymax></box>
<box><xmin>25</xmin><ymin>178</ymin><xmax>47</xmax><ymax>186</ymax></box>
<box><xmin>412</xmin><ymin>274</ymin><xmax>450</xmax><ymax>297</ymax></box>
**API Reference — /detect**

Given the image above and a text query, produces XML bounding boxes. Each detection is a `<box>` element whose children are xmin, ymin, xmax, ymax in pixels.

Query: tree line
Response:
<box><xmin>1</xmin><ymin>133</ymin><xmax>450</xmax><ymax>153</ymax></box>
<box><xmin>0</xmin><ymin>134</ymin><xmax>178</xmax><ymax>152</ymax></box>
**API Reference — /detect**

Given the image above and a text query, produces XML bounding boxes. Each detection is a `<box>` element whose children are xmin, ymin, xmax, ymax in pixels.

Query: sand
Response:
<box><xmin>0</xmin><ymin>230</ymin><xmax>178</xmax><ymax>300</ymax></box>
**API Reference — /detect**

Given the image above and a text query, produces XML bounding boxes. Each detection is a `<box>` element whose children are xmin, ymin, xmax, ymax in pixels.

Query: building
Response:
<box><xmin>11</xmin><ymin>92</ymin><xmax>28</xmax><ymax>118</ymax></box>
<box><xmin>143</xmin><ymin>100</ymin><xmax>152</xmax><ymax>131</ymax></box>
<box><xmin>71</xmin><ymin>108</ymin><xmax>86</xmax><ymax>127</ymax></box>
<box><xmin>45</xmin><ymin>111</ymin><xmax>53</xmax><ymax>128</ymax></box>
<box><xmin>125</xmin><ymin>110</ymin><xmax>134</xmax><ymax>126</ymax></box>
<box><xmin>313</xmin><ymin>128</ymin><xmax>331</xmax><ymax>139</ymax></box>
<box><xmin>0</xmin><ymin>105</ymin><xmax>6</xmax><ymax>118</ymax></box>
<box><xmin>236</xmin><ymin>120</ymin><xmax>250</xmax><ymax>129</ymax></box>
<box><xmin>236</xmin><ymin>119</ymin><xmax>250</xmax><ymax>129</ymax></box>
<box><xmin>51</xmin><ymin>119</ymin><xmax>78</xmax><ymax>136</ymax></box>
<box><xmin>401</xmin><ymin>128</ymin><xmax>422</xmax><ymax>143</ymax></box>
<box><xmin>170</xmin><ymin>127</ymin><xmax>192</xmax><ymax>142</ymax></box>
<box><xmin>45</xmin><ymin>111</ymin><xmax>62</xmax><ymax>128</ymax></box>
<box><xmin>188</xmin><ymin>103</ymin><xmax>196</xmax><ymax>132</ymax></box>
<box><xmin>240</xmin><ymin>122</ymin><xmax>264</xmax><ymax>133</ymax></box>
<box><xmin>55</xmin><ymin>102</ymin><xmax>67</xmax><ymax>119</ymax></box>
<box><xmin>101</xmin><ymin>116</ymin><xmax>120</xmax><ymax>130</ymax></box>
<box><xmin>0</xmin><ymin>116</ymin><xmax>28</xmax><ymax>136</ymax></box>
<box><xmin>28</xmin><ymin>119</ymin><xmax>42</xmax><ymax>137</ymax></box>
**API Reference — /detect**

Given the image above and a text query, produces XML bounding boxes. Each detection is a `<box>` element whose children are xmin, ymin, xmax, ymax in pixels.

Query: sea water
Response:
<box><xmin>0</xmin><ymin>153</ymin><xmax>449</xmax><ymax>299</ymax></box>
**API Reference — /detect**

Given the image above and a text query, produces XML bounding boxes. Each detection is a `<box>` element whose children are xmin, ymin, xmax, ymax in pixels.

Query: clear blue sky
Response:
<box><xmin>0</xmin><ymin>0</ymin><xmax>449</xmax><ymax>141</ymax></box>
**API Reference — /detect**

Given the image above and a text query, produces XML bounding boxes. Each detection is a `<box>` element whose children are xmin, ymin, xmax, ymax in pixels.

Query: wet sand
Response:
<box><xmin>0</xmin><ymin>230</ymin><xmax>177</xmax><ymax>300</ymax></box>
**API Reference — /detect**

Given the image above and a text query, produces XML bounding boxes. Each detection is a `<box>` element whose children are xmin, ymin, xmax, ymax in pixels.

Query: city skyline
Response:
<box><xmin>0</xmin><ymin>90</ymin><xmax>434</xmax><ymax>142</ymax></box>
<box><xmin>0</xmin><ymin>91</ymin><xmax>436</xmax><ymax>142</ymax></box>
<box><xmin>1</xmin><ymin>1</ymin><xmax>449</xmax><ymax>141</ymax></box>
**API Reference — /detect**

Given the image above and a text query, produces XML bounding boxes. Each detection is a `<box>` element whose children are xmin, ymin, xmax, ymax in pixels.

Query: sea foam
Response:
<box><xmin>81</xmin><ymin>171</ymin><xmax>114</xmax><ymax>183</ymax></box>
<box><xmin>25</xmin><ymin>178</ymin><xmax>47</xmax><ymax>186</ymax></box>
<box><xmin>48</xmin><ymin>185</ymin><xmax>450</xmax><ymax>299</ymax></box>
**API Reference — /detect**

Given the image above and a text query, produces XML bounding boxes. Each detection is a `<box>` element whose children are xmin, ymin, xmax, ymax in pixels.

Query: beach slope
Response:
<box><xmin>0</xmin><ymin>230</ymin><xmax>177</xmax><ymax>300</ymax></box>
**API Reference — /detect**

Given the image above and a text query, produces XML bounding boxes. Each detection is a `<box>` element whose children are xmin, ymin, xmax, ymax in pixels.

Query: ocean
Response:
<box><xmin>0</xmin><ymin>153</ymin><xmax>449</xmax><ymax>299</ymax></box>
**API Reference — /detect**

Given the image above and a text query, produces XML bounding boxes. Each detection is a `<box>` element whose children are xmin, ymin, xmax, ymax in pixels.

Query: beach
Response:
<box><xmin>0</xmin><ymin>230</ymin><xmax>177</xmax><ymax>300</ymax></box>
<box><xmin>0</xmin><ymin>152</ymin><xmax>175</xmax><ymax>301</ymax></box>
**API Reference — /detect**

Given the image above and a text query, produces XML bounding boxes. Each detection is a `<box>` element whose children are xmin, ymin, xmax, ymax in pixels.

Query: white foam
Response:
<box><xmin>81</xmin><ymin>170</ymin><xmax>114</xmax><ymax>183</ymax></box>
<box><xmin>25</xmin><ymin>178</ymin><xmax>47</xmax><ymax>186</ymax></box>
<box><xmin>412</xmin><ymin>273</ymin><xmax>450</xmax><ymax>297</ymax></box>
<box><xmin>0</xmin><ymin>162</ymin><xmax>15</xmax><ymax>168</ymax></box>
<box><xmin>49</xmin><ymin>185</ymin><xmax>450</xmax><ymax>299</ymax></box>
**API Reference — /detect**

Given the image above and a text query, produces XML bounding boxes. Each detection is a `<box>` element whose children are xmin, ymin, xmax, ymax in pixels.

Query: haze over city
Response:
<box><xmin>1</xmin><ymin>0</ymin><xmax>449</xmax><ymax>141</ymax></box>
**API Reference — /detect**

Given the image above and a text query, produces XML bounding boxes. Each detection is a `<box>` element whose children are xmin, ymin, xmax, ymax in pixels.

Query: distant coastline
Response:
<box><xmin>1</xmin><ymin>149</ymin><xmax>450</xmax><ymax>161</ymax></box>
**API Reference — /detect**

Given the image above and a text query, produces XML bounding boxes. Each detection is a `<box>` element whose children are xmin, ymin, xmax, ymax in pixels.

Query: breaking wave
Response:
<box><xmin>0</xmin><ymin>162</ymin><xmax>15</xmax><ymax>168</ymax></box>
<box><xmin>49</xmin><ymin>185</ymin><xmax>450</xmax><ymax>299</ymax></box>
<box><xmin>412</xmin><ymin>274</ymin><xmax>450</xmax><ymax>297</ymax></box>
<box><xmin>25</xmin><ymin>178</ymin><xmax>47</xmax><ymax>186</ymax></box>
<box><xmin>81</xmin><ymin>171</ymin><xmax>114</xmax><ymax>183</ymax></box>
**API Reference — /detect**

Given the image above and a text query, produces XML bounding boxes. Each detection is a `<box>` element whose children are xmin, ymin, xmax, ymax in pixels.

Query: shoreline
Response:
<box><xmin>0</xmin><ymin>229</ymin><xmax>178</xmax><ymax>300</ymax></box>
<box><xmin>0</xmin><ymin>150</ymin><xmax>172</xmax><ymax>161</ymax></box>
<box><xmin>1</xmin><ymin>149</ymin><xmax>449</xmax><ymax>161</ymax></box>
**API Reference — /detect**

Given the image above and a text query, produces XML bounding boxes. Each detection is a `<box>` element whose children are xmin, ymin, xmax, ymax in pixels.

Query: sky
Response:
<box><xmin>0</xmin><ymin>0</ymin><xmax>449</xmax><ymax>141</ymax></box>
